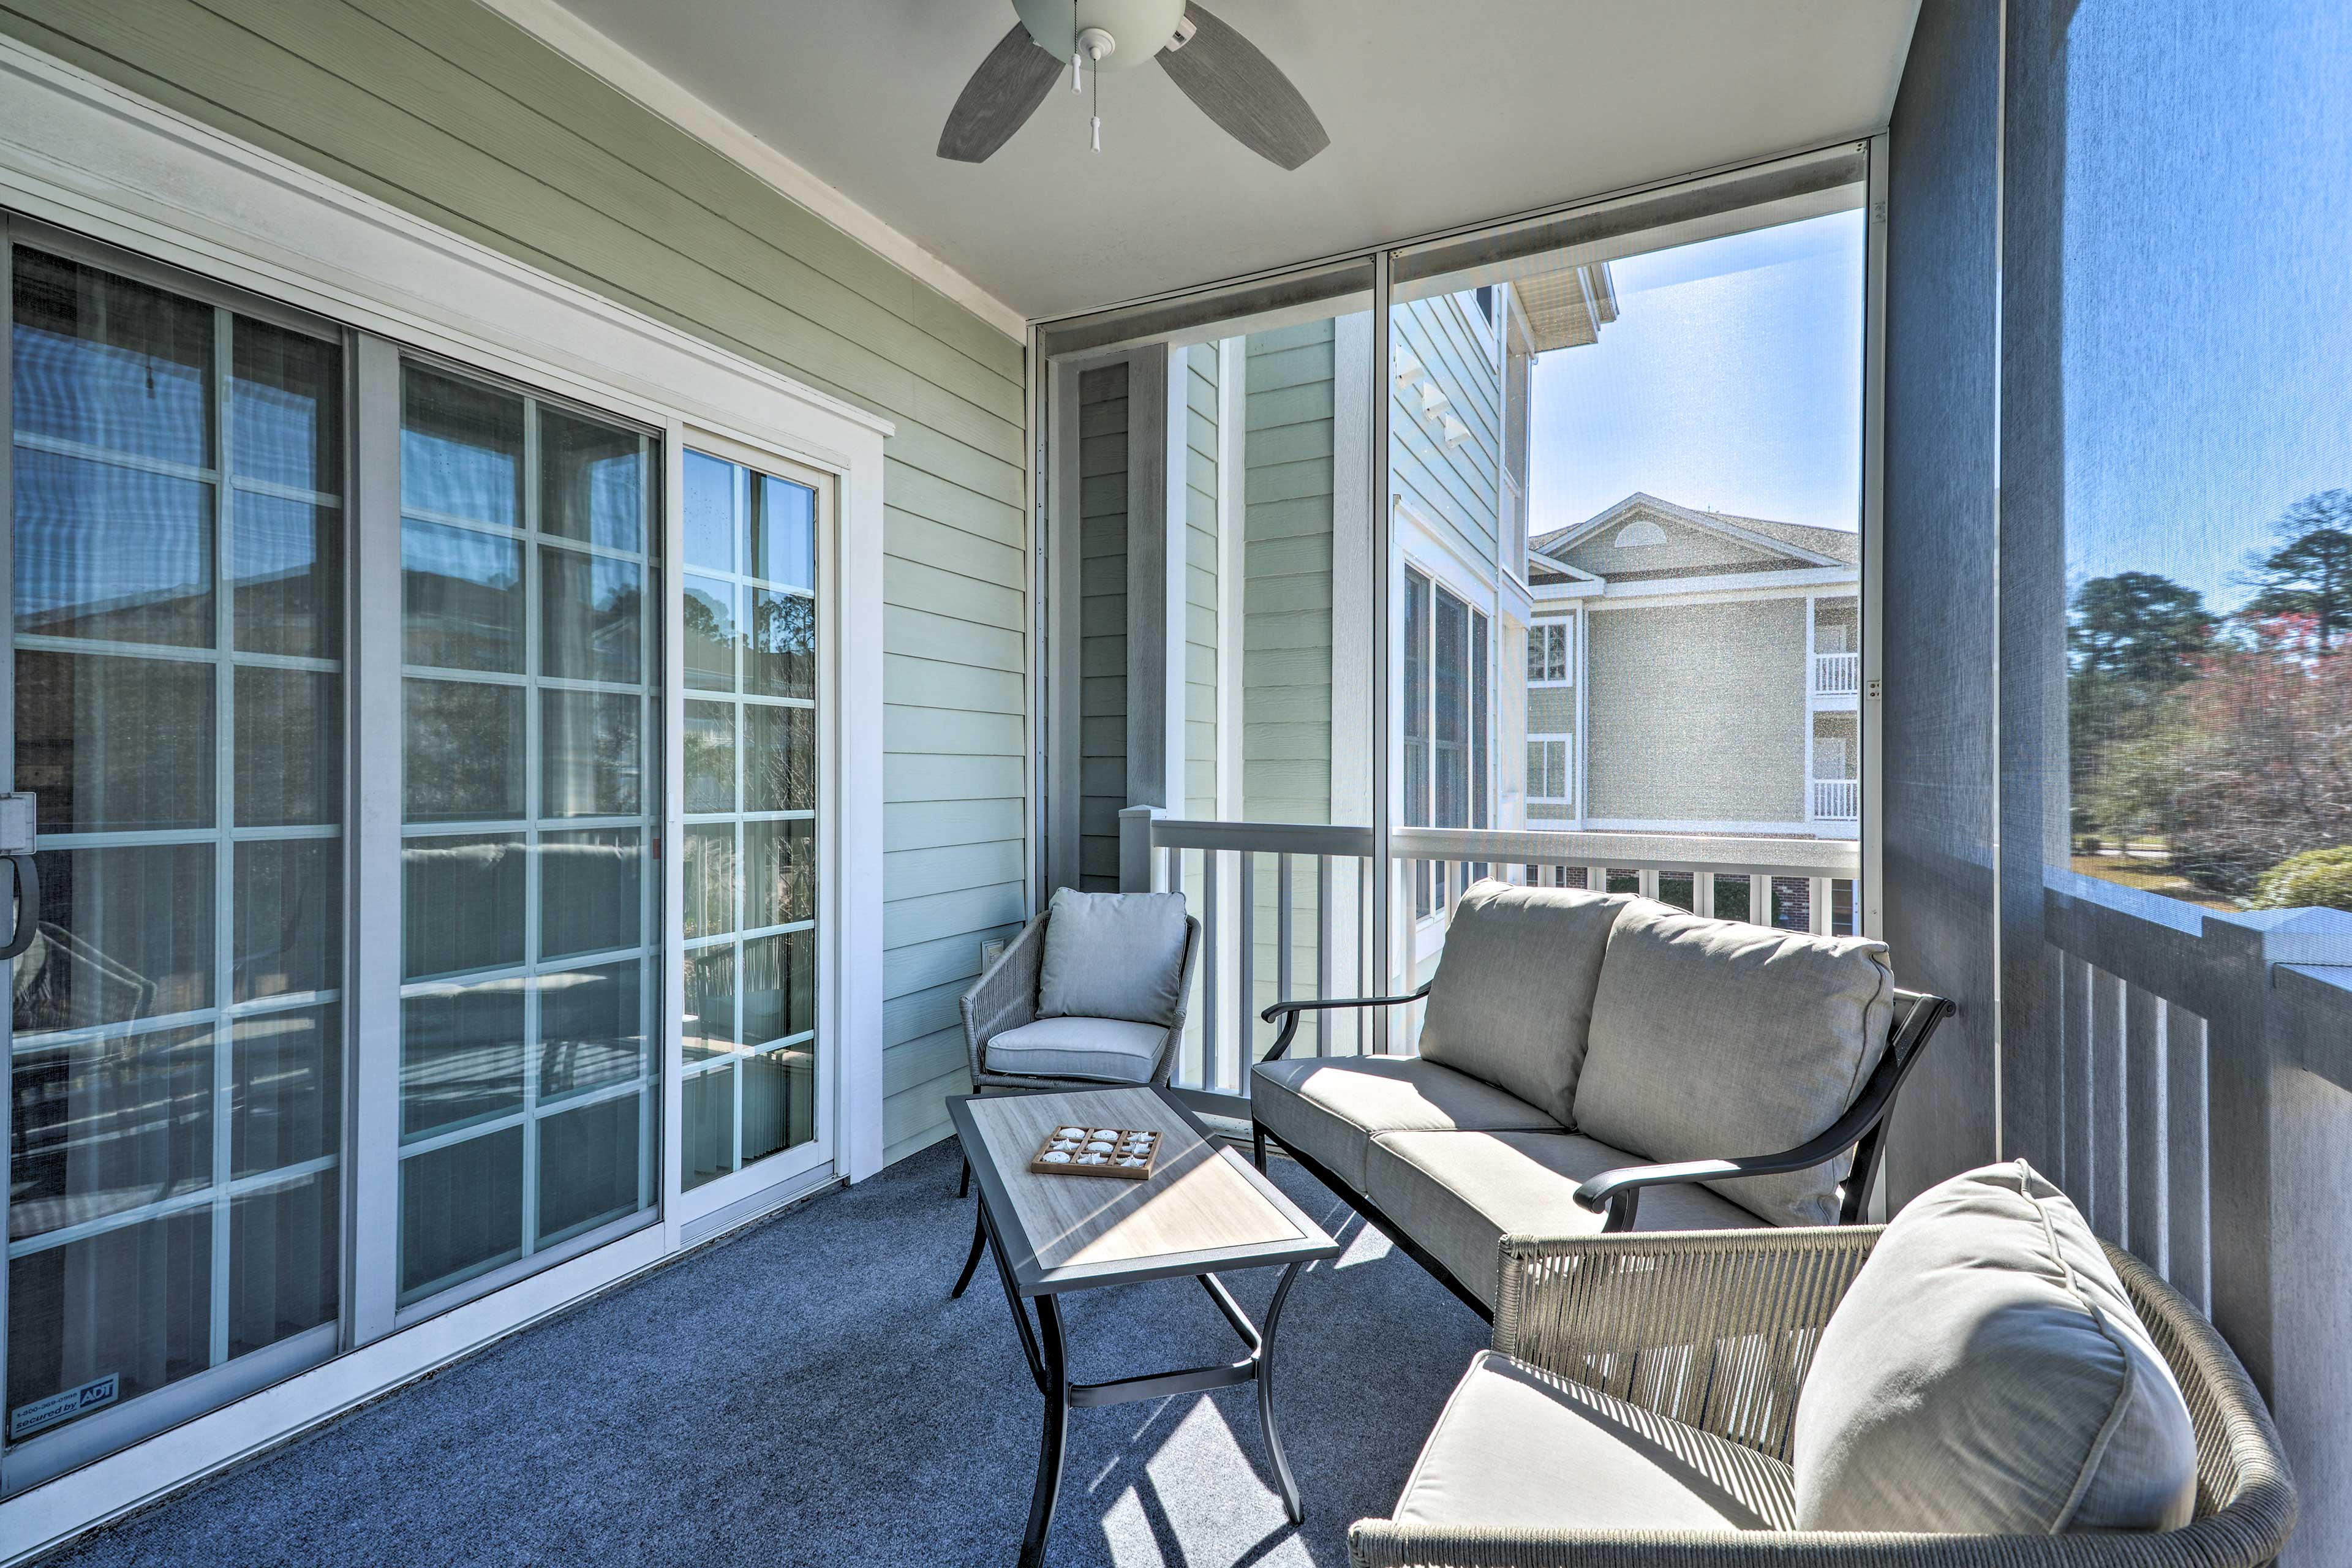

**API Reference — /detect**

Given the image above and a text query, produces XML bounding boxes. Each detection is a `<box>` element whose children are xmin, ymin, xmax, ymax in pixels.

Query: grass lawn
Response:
<box><xmin>2069</xmin><ymin>854</ymin><xmax>2236</xmax><ymax>911</ymax></box>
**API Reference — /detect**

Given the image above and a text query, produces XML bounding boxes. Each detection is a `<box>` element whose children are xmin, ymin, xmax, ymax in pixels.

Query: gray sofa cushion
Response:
<box><xmin>1792</xmin><ymin>1160</ymin><xmax>2196</xmax><ymax>1532</ymax></box>
<box><xmin>984</xmin><ymin>1016</ymin><xmax>1166</xmax><ymax>1084</ymax></box>
<box><xmin>1036</xmin><ymin>888</ymin><xmax>1189</xmax><ymax>1026</ymax></box>
<box><xmin>1363</xmin><ymin>1129</ymin><xmax>1756</xmax><ymax>1308</ymax></box>
<box><xmin>1395</xmin><ymin>1350</ymin><xmax>1793</xmax><ymax>1533</ymax></box>
<box><xmin>1415</xmin><ymin>880</ymin><xmax>1634</xmax><ymax>1126</ymax></box>
<box><xmin>1251</xmin><ymin>1056</ymin><xmax>1561</xmax><ymax>1193</ymax></box>
<box><xmin>1572</xmin><ymin>901</ymin><xmax>1895</xmax><ymax>1226</ymax></box>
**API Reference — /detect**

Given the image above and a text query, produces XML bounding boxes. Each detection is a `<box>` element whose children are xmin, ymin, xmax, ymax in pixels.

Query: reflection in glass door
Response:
<box><xmin>396</xmin><ymin>361</ymin><xmax>662</xmax><ymax>1305</ymax></box>
<box><xmin>677</xmin><ymin>449</ymin><xmax>821</xmax><ymax>1191</ymax></box>
<box><xmin>6</xmin><ymin>243</ymin><xmax>345</xmax><ymax>1463</ymax></box>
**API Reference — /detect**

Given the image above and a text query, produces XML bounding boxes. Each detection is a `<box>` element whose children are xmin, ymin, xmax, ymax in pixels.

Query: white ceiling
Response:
<box><xmin>545</xmin><ymin>0</ymin><xmax>1919</xmax><ymax>323</ymax></box>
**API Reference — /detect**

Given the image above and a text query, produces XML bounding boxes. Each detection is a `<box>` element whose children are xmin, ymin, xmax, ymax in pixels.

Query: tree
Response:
<box><xmin>2068</xmin><ymin>571</ymin><xmax>2212</xmax><ymax>685</ymax></box>
<box><xmin>2162</xmin><ymin>638</ymin><xmax>2352</xmax><ymax>896</ymax></box>
<box><xmin>2068</xmin><ymin>572</ymin><xmax>2211</xmax><ymax>831</ymax></box>
<box><xmin>2240</xmin><ymin>489</ymin><xmax>2352</xmax><ymax>652</ymax></box>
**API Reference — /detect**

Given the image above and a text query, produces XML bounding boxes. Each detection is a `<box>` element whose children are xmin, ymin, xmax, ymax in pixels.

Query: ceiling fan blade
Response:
<box><xmin>938</xmin><ymin>23</ymin><xmax>1063</xmax><ymax>162</ymax></box>
<box><xmin>1156</xmin><ymin>3</ymin><xmax>1329</xmax><ymax>171</ymax></box>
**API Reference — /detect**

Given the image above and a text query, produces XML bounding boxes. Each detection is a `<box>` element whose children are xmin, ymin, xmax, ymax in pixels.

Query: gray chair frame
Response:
<box><xmin>959</xmin><ymin>908</ymin><xmax>1203</xmax><ymax>1095</ymax></box>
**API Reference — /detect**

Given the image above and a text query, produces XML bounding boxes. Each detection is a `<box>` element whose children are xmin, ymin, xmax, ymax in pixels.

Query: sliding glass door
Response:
<box><xmin>677</xmin><ymin>445</ymin><xmax>826</xmax><ymax>1197</ymax></box>
<box><xmin>6</xmin><ymin>236</ymin><xmax>346</xmax><ymax>1479</ymax></box>
<box><xmin>0</xmin><ymin>219</ymin><xmax>799</xmax><ymax>1487</ymax></box>
<box><xmin>394</xmin><ymin>361</ymin><xmax>663</xmax><ymax>1306</ymax></box>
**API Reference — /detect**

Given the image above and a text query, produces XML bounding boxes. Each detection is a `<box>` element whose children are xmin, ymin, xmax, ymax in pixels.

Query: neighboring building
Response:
<box><xmin>1520</xmin><ymin>492</ymin><xmax>1861</xmax><ymax>840</ymax></box>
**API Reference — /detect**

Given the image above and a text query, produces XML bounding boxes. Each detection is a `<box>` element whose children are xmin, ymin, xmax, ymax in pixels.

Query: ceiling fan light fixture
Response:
<box><xmin>942</xmin><ymin>1</ymin><xmax>1330</xmax><ymax>169</ymax></box>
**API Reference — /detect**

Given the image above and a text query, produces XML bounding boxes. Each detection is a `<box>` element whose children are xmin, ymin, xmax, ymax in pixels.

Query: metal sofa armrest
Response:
<box><xmin>1255</xmin><ymin>981</ymin><xmax>1433</xmax><ymax>1063</ymax></box>
<box><xmin>960</xmin><ymin>913</ymin><xmax>1047</xmax><ymax>1080</ymax></box>
<box><xmin>1571</xmin><ymin>991</ymin><xmax>1955</xmax><ymax>1231</ymax></box>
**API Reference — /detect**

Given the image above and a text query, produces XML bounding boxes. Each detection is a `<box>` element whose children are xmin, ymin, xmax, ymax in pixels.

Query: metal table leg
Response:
<box><xmin>949</xmin><ymin>1204</ymin><xmax>988</xmax><ymax>1300</ymax></box>
<box><xmin>1256</xmin><ymin>1260</ymin><xmax>1307</xmax><ymax>1524</ymax></box>
<box><xmin>1020</xmin><ymin>1294</ymin><xmax>1069</xmax><ymax>1568</ymax></box>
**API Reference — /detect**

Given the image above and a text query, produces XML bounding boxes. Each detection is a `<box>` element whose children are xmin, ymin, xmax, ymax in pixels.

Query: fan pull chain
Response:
<box><xmin>1071</xmin><ymin>0</ymin><xmax>1082</xmax><ymax>90</ymax></box>
<box><xmin>1091</xmin><ymin>58</ymin><xmax>1101</xmax><ymax>151</ymax></box>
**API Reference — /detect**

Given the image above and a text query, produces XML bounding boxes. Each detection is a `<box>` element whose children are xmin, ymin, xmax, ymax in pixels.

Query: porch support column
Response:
<box><xmin>1124</xmin><ymin>342</ymin><xmax>1177</xmax><ymax>813</ymax></box>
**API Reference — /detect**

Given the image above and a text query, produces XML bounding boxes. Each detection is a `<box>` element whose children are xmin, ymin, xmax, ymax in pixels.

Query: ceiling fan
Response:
<box><xmin>938</xmin><ymin>0</ymin><xmax>1330</xmax><ymax>170</ymax></box>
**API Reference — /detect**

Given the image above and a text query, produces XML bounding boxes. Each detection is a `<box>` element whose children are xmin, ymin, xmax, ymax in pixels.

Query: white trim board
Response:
<box><xmin>475</xmin><ymin>0</ymin><xmax>1026</xmax><ymax>344</ymax></box>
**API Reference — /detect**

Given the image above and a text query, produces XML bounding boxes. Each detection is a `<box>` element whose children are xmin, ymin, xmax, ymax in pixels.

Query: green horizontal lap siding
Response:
<box><xmin>1077</xmin><ymin>362</ymin><xmax>1129</xmax><ymax>890</ymax></box>
<box><xmin>1242</xmin><ymin>323</ymin><xmax>1337</xmax><ymax>1039</ymax></box>
<box><xmin>1391</xmin><ymin>294</ymin><xmax>1502</xmax><ymax>570</ymax></box>
<box><xmin>1243</xmin><ymin>323</ymin><xmax>1335</xmax><ymax>828</ymax></box>
<box><xmin>1185</xmin><ymin>343</ymin><xmax>1220</xmax><ymax>821</ymax></box>
<box><xmin>0</xmin><ymin>0</ymin><xmax>1030</xmax><ymax>1166</ymax></box>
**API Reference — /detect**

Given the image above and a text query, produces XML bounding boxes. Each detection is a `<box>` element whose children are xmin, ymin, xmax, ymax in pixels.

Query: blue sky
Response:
<box><xmin>1525</xmin><ymin>209</ymin><xmax>1866</xmax><ymax>541</ymax></box>
<box><xmin>2057</xmin><ymin>2</ymin><xmax>2352</xmax><ymax>619</ymax></box>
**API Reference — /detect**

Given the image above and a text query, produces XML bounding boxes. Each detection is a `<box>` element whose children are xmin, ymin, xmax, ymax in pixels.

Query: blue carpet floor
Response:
<box><xmin>48</xmin><ymin>1139</ymin><xmax>1490</xmax><ymax>1567</ymax></box>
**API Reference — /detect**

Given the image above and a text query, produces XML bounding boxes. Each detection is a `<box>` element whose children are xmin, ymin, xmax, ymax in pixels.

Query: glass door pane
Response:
<box><xmin>7</xmin><ymin>245</ymin><xmax>345</xmax><ymax>1455</ymax></box>
<box><xmin>395</xmin><ymin>362</ymin><xmax>661</xmax><ymax>1306</ymax></box>
<box><xmin>677</xmin><ymin>450</ymin><xmax>820</xmax><ymax>1192</ymax></box>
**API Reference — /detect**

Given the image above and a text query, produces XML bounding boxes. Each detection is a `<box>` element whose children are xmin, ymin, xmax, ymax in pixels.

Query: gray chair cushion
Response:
<box><xmin>1036</xmin><ymin>888</ymin><xmax>1189</xmax><ymax>1026</ymax></box>
<box><xmin>1572</xmin><ymin>900</ymin><xmax>1896</xmax><ymax>1226</ymax></box>
<box><xmin>1364</xmin><ymin>1129</ymin><xmax>1757</xmax><ymax>1308</ymax></box>
<box><xmin>1395</xmin><ymin>1349</ymin><xmax>1794</xmax><ymax>1533</ymax></box>
<box><xmin>1416</xmin><ymin>879</ymin><xmax>1634</xmax><ymax>1126</ymax></box>
<box><xmin>983</xmin><ymin>1016</ymin><xmax>1166</xmax><ymax>1084</ymax></box>
<box><xmin>1792</xmin><ymin>1160</ymin><xmax>2196</xmax><ymax>1532</ymax></box>
<box><xmin>1251</xmin><ymin>1055</ymin><xmax>1562</xmax><ymax>1193</ymax></box>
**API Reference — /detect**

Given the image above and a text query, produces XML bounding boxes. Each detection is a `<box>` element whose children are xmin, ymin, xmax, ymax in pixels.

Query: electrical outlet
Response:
<box><xmin>979</xmin><ymin>937</ymin><xmax>1008</xmax><ymax>971</ymax></box>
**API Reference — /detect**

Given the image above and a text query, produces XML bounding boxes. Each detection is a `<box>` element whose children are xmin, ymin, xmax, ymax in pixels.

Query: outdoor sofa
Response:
<box><xmin>1251</xmin><ymin>878</ymin><xmax>1953</xmax><ymax>1315</ymax></box>
<box><xmin>1347</xmin><ymin>1161</ymin><xmax>2296</xmax><ymax>1566</ymax></box>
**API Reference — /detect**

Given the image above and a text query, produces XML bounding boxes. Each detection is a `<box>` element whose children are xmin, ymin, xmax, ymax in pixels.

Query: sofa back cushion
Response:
<box><xmin>1415</xmin><ymin>880</ymin><xmax>1634</xmax><ymax>1126</ymax></box>
<box><xmin>1570</xmin><ymin>900</ymin><xmax>1894</xmax><ymax>1225</ymax></box>
<box><xmin>1036</xmin><ymin>888</ymin><xmax>1189</xmax><ymax>1027</ymax></box>
<box><xmin>1792</xmin><ymin>1160</ymin><xmax>2196</xmax><ymax>1532</ymax></box>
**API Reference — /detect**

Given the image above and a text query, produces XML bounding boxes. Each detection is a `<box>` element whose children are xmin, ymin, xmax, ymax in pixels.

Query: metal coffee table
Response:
<box><xmin>947</xmin><ymin>1085</ymin><xmax>1339</xmax><ymax>1568</ymax></box>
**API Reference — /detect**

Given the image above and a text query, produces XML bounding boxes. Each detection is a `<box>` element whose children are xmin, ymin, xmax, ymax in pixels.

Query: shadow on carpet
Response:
<box><xmin>49</xmin><ymin>1140</ymin><xmax>1490</xmax><ymax>1567</ymax></box>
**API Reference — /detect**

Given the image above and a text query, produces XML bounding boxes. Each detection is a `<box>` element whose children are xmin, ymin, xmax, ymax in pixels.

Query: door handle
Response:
<box><xmin>0</xmin><ymin>854</ymin><xmax>37</xmax><ymax>961</ymax></box>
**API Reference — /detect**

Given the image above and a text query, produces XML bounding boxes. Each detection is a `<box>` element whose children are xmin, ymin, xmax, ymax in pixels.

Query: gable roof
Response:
<box><xmin>1529</xmin><ymin>492</ymin><xmax>1858</xmax><ymax>578</ymax></box>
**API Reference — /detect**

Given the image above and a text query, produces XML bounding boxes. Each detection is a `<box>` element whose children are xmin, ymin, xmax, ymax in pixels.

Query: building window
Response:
<box><xmin>1528</xmin><ymin>737</ymin><xmax>1574</xmax><ymax>805</ymax></box>
<box><xmin>1528</xmin><ymin>620</ymin><xmax>1570</xmax><ymax>682</ymax></box>
<box><xmin>1405</xmin><ymin>570</ymin><xmax>1491</xmax><ymax>913</ymax></box>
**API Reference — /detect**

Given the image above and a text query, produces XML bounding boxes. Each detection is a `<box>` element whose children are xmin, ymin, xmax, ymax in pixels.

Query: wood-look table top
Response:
<box><xmin>949</xmin><ymin>1086</ymin><xmax>1339</xmax><ymax>1296</ymax></box>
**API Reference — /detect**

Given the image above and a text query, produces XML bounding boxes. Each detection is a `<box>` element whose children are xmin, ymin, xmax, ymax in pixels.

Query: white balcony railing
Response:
<box><xmin>1814</xmin><ymin>650</ymin><xmax>1860</xmax><ymax>695</ymax></box>
<box><xmin>1813</xmin><ymin>777</ymin><xmax>1860</xmax><ymax>820</ymax></box>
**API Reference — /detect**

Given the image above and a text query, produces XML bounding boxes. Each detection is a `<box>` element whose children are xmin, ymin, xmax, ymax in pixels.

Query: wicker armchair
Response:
<box><xmin>1348</xmin><ymin>1227</ymin><xmax>2296</xmax><ymax>1568</ymax></box>
<box><xmin>959</xmin><ymin>909</ymin><xmax>1202</xmax><ymax>1095</ymax></box>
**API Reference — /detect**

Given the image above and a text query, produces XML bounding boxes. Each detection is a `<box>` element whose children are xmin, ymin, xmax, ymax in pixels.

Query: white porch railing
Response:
<box><xmin>1812</xmin><ymin>777</ymin><xmax>1860</xmax><ymax>820</ymax></box>
<box><xmin>1814</xmin><ymin>650</ymin><xmax>1860</xmax><ymax>694</ymax></box>
<box><xmin>2035</xmin><ymin>869</ymin><xmax>2352</xmax><ymax>1366</ymax></box>
<box><xmin>1120</xmin><ymin>809</ymin><xmax>1858</xmax><ymax>1106</ymax></box>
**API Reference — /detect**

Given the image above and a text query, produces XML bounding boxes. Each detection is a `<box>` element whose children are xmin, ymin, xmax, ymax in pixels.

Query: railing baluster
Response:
<box><xmin>2125</xmin><ymin>981</ymin><xmax>2165</xmax><ymax>1266</ymax></box>
<box><xmin>2062</xmin><ymin>954</ymin><xmax>2093</xmax><ymax>1202</ymax></box>
<box><xmin>2090</xmin><ymin>968</ymin><xmax>2127</xmax><ymax>1244</ymax></box>
<box><xmin>2166</xmin><ymin>1009</ymin><xmax>2212</xmax><ymax>1313</ymax></box>
<box><xmin>1202</xmin><ymin>849</ymin><xmax>1220</xmax><ymax>1092</ymax></box>
<box><xmin>1315</xmin><ymin>854</ymin><xmax>1333</xmax><ymax>1058</ymax></box>
<box><xmin>1237</xmin><ymin>850</ymin><xmax>1256</xmax><ymax>1091</ymax></box>
<box><xmin>1276</xmin><ymin>852</ymin><xmax>1294</xmax><ymax>1058</ymax></box>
